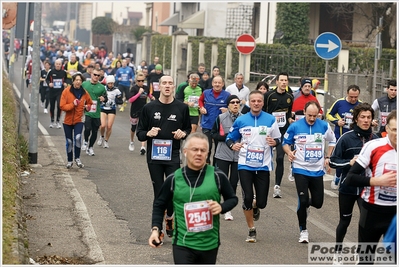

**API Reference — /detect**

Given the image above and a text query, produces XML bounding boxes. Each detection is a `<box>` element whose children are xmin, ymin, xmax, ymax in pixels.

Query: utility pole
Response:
<box><xmin>18</xmin><ymin>3</ymin><xmax>30</xmax><ymax>136</ymax></box>
<box><xmin>28</xmin><ymin>2</ymin><xmax>42</xmax><ymax>164</ymax></box>
<box><xmin>372</xmin><ymin>17</ymin><xmax>383</xmax><ymax>102</ymax></box>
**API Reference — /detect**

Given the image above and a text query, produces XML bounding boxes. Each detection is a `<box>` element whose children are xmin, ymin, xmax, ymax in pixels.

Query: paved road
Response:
<box><xmin>11</xmin><ymin>59</ymin><xmax>360</xmax><ymax>265</ymax></box>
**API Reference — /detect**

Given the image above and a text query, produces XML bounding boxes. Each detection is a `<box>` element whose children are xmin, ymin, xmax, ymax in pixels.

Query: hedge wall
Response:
<box><xmin>150</xmin><ymin>34</ymin><xmax>396</xmax><ymax>79</ymax></box>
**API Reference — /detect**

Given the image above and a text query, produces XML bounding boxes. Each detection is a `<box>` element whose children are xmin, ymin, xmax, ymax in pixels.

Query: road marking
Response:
<box><xmin>12</xmin><ymin>80</ymin><xmax>105</xmax><ymax>263</ymax></box>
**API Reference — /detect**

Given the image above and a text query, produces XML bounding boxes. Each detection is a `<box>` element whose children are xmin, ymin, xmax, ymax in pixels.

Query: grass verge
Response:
<box><xmin>2</xmin><ymin>71</ymin><xmax>29</xmax><ymax>264</ymax></box>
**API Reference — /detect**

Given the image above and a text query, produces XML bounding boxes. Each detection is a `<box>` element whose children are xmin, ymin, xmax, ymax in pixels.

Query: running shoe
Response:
<box><xmin>273</xmin><ymin>185</ymin><xmax>282</xmax><ymax>198</ymax></box>
<box><xmin>103</xmin><ymin>140</ymin><xmax>109</xmax><ymax>148</ymax></box>
<box><xmin>75</xmin><ymin>158</ymin><xmax>84</xmax><ymax>168</ymax></box>
<box><xmin>81</xmin><ymin>141</ymin><xmax>88</xmax><ymax>151</ymax></box>
<box><xmin>332</xmin><ymin>252</ymin><xmax>343</xmax><ymax>265</ymax></box>
<box><xmin>97</xmin><ymin>136</ymin><xmax>104</xmax><ymax>146</ymax></box>
<box><xmin>44</xmin><ymin>108</ymin><xmax>48</xmax><ymax>114</ymax></box>
<box><xmin>140</xmin><ymin>146</ymin><xmax>146</xmax><ymax>155</ymax></box>
<box><xmin>298</xmin><ymin>230</ymin><xmax>309</xmax><ymax>243</ymax></box>
<box><xmin>41</xmin><ymin>102</ymin><xmax>45</xmax><ymax>108</ymax></box>
<box><xmin>129</xmin><ymin>142</ymin><xmax>135</xmax><ymax>151</ymax></box>
<box><xmin>66</xmin><ymin>161</ymin><xmax>73</xmax><ymax>169</ymax></box>
<box><xmin>49</xmin><ymin>122</ymin><xmax>54</xmax><ymax>128</ymax></box>
<box><xmin>246</xmin><ymin>227</ymin><xmax>257</xmax><ymax>243</ymax></box>
<box><xmin>86</xmin><ymin>147</ymin><xmax>95</xmax><ymax>156</ymax></box>
<box><xmin>331</xmin><ymin>176</ymin><xmax>340</xmax><ymax>190</ymax></box>
<box><xmin>253</xmin><ymin>207</ymin><xmax>260</xmax><ymax>221</ymax></box>
<box><xmin>288</xmin><ymin>169</ymin><xmax>294</xmax><ymax>182</ymax></box>
<box><xmin>224</xmin><ymin>211</ymin><xmax>233</xmax><ymax>221</ymax></box>
<box><xmin>165</xmin><ymin>217</ymin><xmax>174</xmax><ymax>237</ymax></box>
<box><xmin>119</xmin><ymin>106</ymin><xmax>125</xmax><ymax>112</ymax></box>
<box><xmin>56</xmin><ymin>122</ymin><xmax>62</xmax><ymax>129</ymax></box>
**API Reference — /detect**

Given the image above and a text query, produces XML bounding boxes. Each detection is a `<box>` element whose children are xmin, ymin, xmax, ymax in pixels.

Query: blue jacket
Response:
<box><xmin>226</xmin><ymin>111</ymin><xmax>281</xmax><ymax>171</ymax></box>
<box><xmin>200</xmin><ymin>89</ymin><xmax>230</xmax><ymax>130</ymax></box>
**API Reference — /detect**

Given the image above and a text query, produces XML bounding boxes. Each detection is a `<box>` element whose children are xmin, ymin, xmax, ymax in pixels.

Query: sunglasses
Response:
<box><xmin>229</xmin><ymin>101</ymin><xmax>240</xmax><ymax>104</ymax></box>
<box><xmin>92</xmin><ymin>73</ymin><xmax>101</xmax><ymax>77</ymax></box>
<box><xmin>137</xmin><ymin>80</ymin><xmax>145</xmax><ymax>82</ymax></box>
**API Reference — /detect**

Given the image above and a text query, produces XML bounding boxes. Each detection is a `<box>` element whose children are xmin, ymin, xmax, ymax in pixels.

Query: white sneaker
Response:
<box><xmin>129</xmin><ymin>142</ymin><xmax>135</xmax><ymax>151</ymax></box>
<box><xmin>75</xmin><ymin>158</ymin><xmax>84</xmax><ymax>168</ymax></box>
<box><xmin>66</xmin><ymin>161</ymin><xmax>73</xmax><ymax>169</ymax></box>
<box><xmin>224</xmin><ymin>211</ymin><xmax>233</xmax><ymax>221</ymax></box>
<box><xmin>41</xmin><ymin>102</ymin><xmax>45</xmax><ymax>107</ymax></box>
<box><xmin>86</xmin><ymin>147</ymin><xmax>95</xmax><ymax>156</ymax></box>
<box><xmin>103</xmin><ymin>140</ymin><xmax>109</xmax><ymax>148</ymax></box>
<box><xmin>273</xmin><ymin>185</ymin><xmax>281</xmax><ymax>198</ymax></box>
<box><xmin>49</xmin><ymin>122</ymin><xmax>54</xmax><ymax>128</ymax></box>
<box><xmin>288</xmin><ymin>170</ymin><xmax>294</xmax><ymax>182</ymax></box>
<box><xmin>81</xmin><ymin>141</ymin><xmax>88</xmax><ymax>151</ymax></box>
<box><xmin>56</xmin><ymin>122</ymin><xmax>62</xmax><ymax>129</ymax></box>
<box><xmin>333</xmin><ymin>252</ymin><xmax>343</xmax><ymax>265</ymax></box>
<box><xmin>298</xmin><ymin>230</ymin><xmax>309</xmax><ymax>243</ymax></box>
<box><xmin>44</xmin><ymin>108</ymin><xmax>48</xmax><ymax>114</ymax></box>
<box><xmin>331</xmin><ymin>176</ymin><xmax>340</xmax><ymax>190</ymax></box>
<box><xmin>97</xmin><ymin>136</ymin><xmax>104</xmax><ymax>146</ymax></box>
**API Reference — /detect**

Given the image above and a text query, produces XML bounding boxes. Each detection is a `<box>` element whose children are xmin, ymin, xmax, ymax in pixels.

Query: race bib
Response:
<box><xmin>53</xmin><ymin>78</ymin><xmax>63</xmax><ymax>89</ymax></box>
<box><xmin>153</xmin><ymin>82</ymin><xmax>160</xmax><ymax>92</ymax></box>
<box><xmin>379</xmin><ymin>163</ymin><xmax>397</xmax><ymax>202</ymax></box>
<box><xmin>272</xmin><ymin>112</ymin><xmax>286</xmax><ymax>127</ymax></box>
<box><xmin>343</xmin><ymin>112</ymin><xmax>353</xmax><ymax>129</ymax></box>
<box><xmin>245</xmin><ymin>145</ymin><xmax>265</xmax><ymax>167</ymax></box>
<box><xmin>188</xmin><ymin>95</ymin><xmax>199</xmax><ymax>108</ymax></box>
<box><xmin>151</xmin><ymin>139</ymin><xmax>172</xmax><ymax>160</ymax></box>
<box><xmin>380</xmin><ymin>112</ymin><xmax>390</xmax><ymax>127</ymax></box>
<box><xmin>89</xmin><ymin>100</ymin><xmax>97</xmax><ymax>113</ymax></box>
<box><xmin>304</xmin><ymin>144</ymin><xmax>323</xmax><ymax>162</ymax></box>
<box><xmin>184</xmin><ymin>201</ymin><xmax>213</xmax><ymax>232</ymax></box>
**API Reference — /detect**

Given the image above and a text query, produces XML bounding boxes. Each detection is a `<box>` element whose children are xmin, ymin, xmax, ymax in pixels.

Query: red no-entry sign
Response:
<box><xmin>236</xmin><ymin>34</ymin><xmax>256</xmax><ymax>55</ymax></box>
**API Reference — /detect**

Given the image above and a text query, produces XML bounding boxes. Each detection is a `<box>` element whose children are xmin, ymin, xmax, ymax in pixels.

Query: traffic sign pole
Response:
<box><xmin>236</xmin><ymin>34</ymin><xmax>256</xmax><ymax>83</ymax></box>
<box><xmin>314</xmin><ymin>32</ymin><xmax>342</xmax><ymax>113</ymax></box>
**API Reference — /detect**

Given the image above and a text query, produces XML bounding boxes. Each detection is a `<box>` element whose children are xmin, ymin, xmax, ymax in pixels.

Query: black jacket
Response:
<box><xmin>329</xmin><ymin>127</ymin><xmax>379</xmax><ymax>195</ymax></box>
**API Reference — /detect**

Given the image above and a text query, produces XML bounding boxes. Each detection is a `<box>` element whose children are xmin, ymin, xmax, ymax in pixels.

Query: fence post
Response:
<box><xmin>211</xmin><ymin>40</ymin><xmax>218</xmax><ymax>69</ymax></box>
<box><xmin>199</xmin><ymin>40</ymin><xmax>205</xmax><ymax>64</ymax></box>
<box><xmin>186</xmin><ymin>41</ymin><xmax>192</xmax><ymax>75</ymax></box>
<box><xmin>225</xmin><ymin>42</ymin><xmax>233</xmax><ymax>82</ymax></box>
<box><xmin>171</xmin><ymin>30</ymin><xmax>188</xmax><ymax>84</ymax></box>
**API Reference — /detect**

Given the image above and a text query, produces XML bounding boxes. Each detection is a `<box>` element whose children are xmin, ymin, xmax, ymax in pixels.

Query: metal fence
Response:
<box><xmin>324</xmin><ymin>70</ymin><xmax>392</xmax><ymax>112</ymax></box>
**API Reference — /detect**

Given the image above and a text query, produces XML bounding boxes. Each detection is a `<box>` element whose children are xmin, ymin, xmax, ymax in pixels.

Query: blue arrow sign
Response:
<box><xmin>314</xmin><ymin>32</ymin><xmax>342</xmax><ymax>60</ymax></box>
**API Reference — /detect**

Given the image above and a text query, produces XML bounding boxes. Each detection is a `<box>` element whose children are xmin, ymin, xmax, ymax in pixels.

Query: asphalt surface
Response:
<box><xmin>9</xmin><ymin>58</ymin><xmax>363</xmax><ymax>265</ymax></box>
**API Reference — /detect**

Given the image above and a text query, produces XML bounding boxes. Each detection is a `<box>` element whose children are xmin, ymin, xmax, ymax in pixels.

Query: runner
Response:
<box><xmin>137</xmin><ymin>76</ymin><xmax>192</xmax><ymax>238</ymax></box>
<box><xmin>97</xmin><ymin>75</ymin><xmax>123</xmax><ymax>149</ymax></box>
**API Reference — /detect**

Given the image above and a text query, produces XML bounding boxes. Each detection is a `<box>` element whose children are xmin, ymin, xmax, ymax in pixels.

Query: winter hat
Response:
<box><xmin>226</xmin><ymin>94</ymin><xmax>240</xmax><ymax>104</ymax></box>
<box><xmin>155</xmin><ymin>64</ymin><xmax>163</xmax><ymax>70</ymax></box>
<box><xmin>106</xmin><ymin>75</ymin><xmax>115</xmax><ymax>84</ymax></box>
<box><xmin>301</xmin><ymin>78</ymin><xmax>312</xmax><ymax>88</ymax></box>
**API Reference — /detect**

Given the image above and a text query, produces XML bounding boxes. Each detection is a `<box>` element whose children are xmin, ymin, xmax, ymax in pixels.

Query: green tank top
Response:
<box><xmin>183</xmin><ymin>85</ymin><xmax>202</xmax><ymax>116</ymax></box>
<box><xmin>173</xmin><ymin>165</ymin><xmax>220</xmax><ymax>251</ymax></box>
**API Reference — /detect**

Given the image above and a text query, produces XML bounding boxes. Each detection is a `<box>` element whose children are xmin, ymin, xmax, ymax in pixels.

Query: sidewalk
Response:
<box><xmin>20</xmin><ymin>132</ymin><xmax>103</xmax><ymax>264</ymax></box>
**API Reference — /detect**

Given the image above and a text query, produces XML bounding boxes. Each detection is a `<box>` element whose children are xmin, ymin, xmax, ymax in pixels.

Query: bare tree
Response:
<box><xmin>327</xmin><ymin>3</ymin><xmax>396</xmax><ymax>48</ymax></box>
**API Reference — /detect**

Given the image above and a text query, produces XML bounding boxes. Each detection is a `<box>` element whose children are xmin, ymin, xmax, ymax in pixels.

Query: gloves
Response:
<box><xmin>73</xmin><ymin>99</ymin><xmax>80</xmax><ymax>106</ymax></box>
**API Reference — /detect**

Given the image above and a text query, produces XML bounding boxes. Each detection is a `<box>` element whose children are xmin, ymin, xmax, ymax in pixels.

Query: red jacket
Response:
<box><xmin>60</xmin><ymin>86</ymin><xmax>93</xmax><ymax>125</ymax></box>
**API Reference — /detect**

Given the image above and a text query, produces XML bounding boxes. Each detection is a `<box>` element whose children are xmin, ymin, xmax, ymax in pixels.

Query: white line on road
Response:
<box><xmin>12</xmin><ymin>80</ymin><xmax>105</xmax><ymax>263</ymax></box>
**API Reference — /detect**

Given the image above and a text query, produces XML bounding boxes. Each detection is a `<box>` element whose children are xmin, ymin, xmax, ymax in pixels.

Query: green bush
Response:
<box><xmin>151</xmin><ymin>35</ymin><xmax>172</xmax><ymax>69</ymax></box>
<box><xmin>150</xmin><ymin>34</ymin><xmax>396</xmax><ymax>80</ymax></box>
<box><xmin>2</xmin><ymin>72</ymin><xmax>28</xmax><ymax>264</ymax></box>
